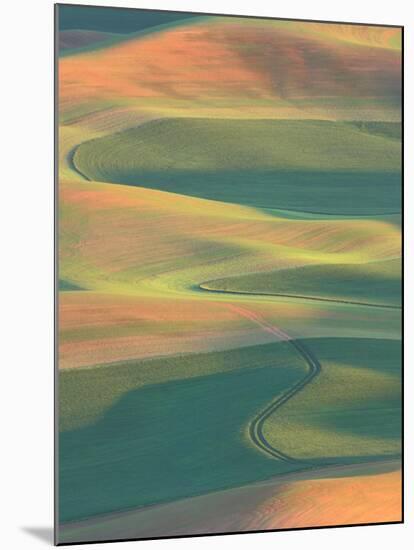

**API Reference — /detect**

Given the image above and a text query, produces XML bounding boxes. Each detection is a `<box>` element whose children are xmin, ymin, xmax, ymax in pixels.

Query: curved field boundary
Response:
<box><xmin>67</xmin><ymin>146</ymin><xmax>91</xmax><ymax>181</ymax></box>
<box><xmin>227</xmin><ymin>305</ymin><xmax>321</xmax><ymax>462</ymax></box>
<box><xmin>199</xmin><ymin>283</ymin><xmax>401</xmax><ymax>310</ymax></box>
<box><xmin>259</xmin><ymin>206</ymin><xmax>401</xmax><ymax>218</ymax></box>
<box><xmin>68</xmin><ymin>118</ymin><xmax>164</xmax><ymax>182</ymax></box>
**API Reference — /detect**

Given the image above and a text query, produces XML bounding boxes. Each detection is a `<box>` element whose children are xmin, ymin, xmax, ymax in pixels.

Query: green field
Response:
<box><xmin>74</xmin><ymin>119</ymin><xmax>401</xmax><ymax>214</ymax></box>
<box><xmin>59</xmin><ymin>341</ymin><xmax>307</xmax><ymax>522</ymax></box>
<box><xmin>262</xmin><ymin>338</ymin><xmax>401</xmax><ymax>460</ymax></box>
<box><xmin>203</xmin><ymin>259</ymin><xmax>402</xmax><ymax>307</ymax></box>
<box><xmin>59</xmin><ymin>336</ymin><xmax>401</xmax><ymax>522</ymax></box>
<box><xmin>60</xmin><ymin>341</ymin><xmax>306</xmax><ymax>431</ymax></box>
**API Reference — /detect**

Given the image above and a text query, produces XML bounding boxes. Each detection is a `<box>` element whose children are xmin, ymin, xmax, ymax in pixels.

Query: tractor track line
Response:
<box><xmin>199</xmin><ymin>284</ymin><xmax>400</xmax><ymax>310</ymax></box>
<box><xmin>228</xmin><ymin>305</ymin><xmax>321</xmax><ymax>462</ymax></box>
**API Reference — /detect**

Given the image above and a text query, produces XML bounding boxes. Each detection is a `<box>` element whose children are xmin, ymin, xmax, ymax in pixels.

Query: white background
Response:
<box><xmin>1</xmin><ymin>0</ymin><xmax>412</xmax><ymax>548</ymax></box>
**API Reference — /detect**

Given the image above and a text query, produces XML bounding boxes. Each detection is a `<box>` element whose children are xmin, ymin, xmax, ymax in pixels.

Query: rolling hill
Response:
<box><xmin>59</xmin><ymin>17</ymin><xmax>401</xmax><ymax>120</ymax></box>
<box><xmin>57</xmin><ymin>7</ymin><xmax>402</xmax><ymax>542</ymax></box>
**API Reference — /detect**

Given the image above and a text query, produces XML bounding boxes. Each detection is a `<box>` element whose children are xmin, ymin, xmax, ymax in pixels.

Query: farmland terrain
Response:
<box><xmin>57</xmin><ymin>6</ymin><xmax>402</xmax><ymax>543</ymax></box>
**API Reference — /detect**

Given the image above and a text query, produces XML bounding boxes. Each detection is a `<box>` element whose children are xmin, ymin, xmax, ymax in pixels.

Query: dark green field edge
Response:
<box><xmin>59</xmin><ymin>8</ymin><xmax>207</xmax><ymax>57</ymax></box>
<box><xmin>59</xmin><ymin>20</ymin><xmax>198</xmax><ymax>58</ymax></box>
<box><xmin>345</xmin><ymin>121</ymin><xmax>402</xmax><ymax>141</ymax></box>
<box><xmin>59</xmin><ymin>30</ymin><xmax>123</xmax><ymax>56</ymax></box>
<box><xmin>260</xmin><ymin>206</ymin><xmax>401</xmax><ymax>219</ymax></box>
<box><xmin>198</xmin><ymin>256</ymin><xmax>401</xmax><ymax>309</ymax></box>
<box><xmin>67</xmin><ymin>146</ymin><xmax>91</xmax><ymax>181</ymax></box>
<box><xmin>59</xmin><ymin>279</ymin><xmax>86</xmax><ymax>291</ymax></box>
<box><xmin>198</xmin><ymin>283</ymin><xmax>401</xmax><ymax>310</ymax></box>
<box><xmin>59</xmin><ymin>5</ymin><xmax>202</xmax><ymax>34</ymax></box>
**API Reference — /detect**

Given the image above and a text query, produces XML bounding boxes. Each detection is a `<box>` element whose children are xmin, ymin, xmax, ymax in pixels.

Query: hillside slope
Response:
<box><xmin>59</xmin><ymin>18</ymin><xmax>401</xmax><ymax>120</ymax></box>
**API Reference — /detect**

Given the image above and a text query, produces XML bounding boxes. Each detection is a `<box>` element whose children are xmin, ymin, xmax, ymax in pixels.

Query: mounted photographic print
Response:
<box><xmin>55</xmin><ymin>3</ymin><xmax>403</xmax><ymax>545</ymax></box>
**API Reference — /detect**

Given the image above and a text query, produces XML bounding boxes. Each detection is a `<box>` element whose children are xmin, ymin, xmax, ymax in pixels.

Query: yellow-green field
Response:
<box><xmin>57</xmin><ymin>5</ymin><xmax>402</xmax><ymax>544</ymax></box>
